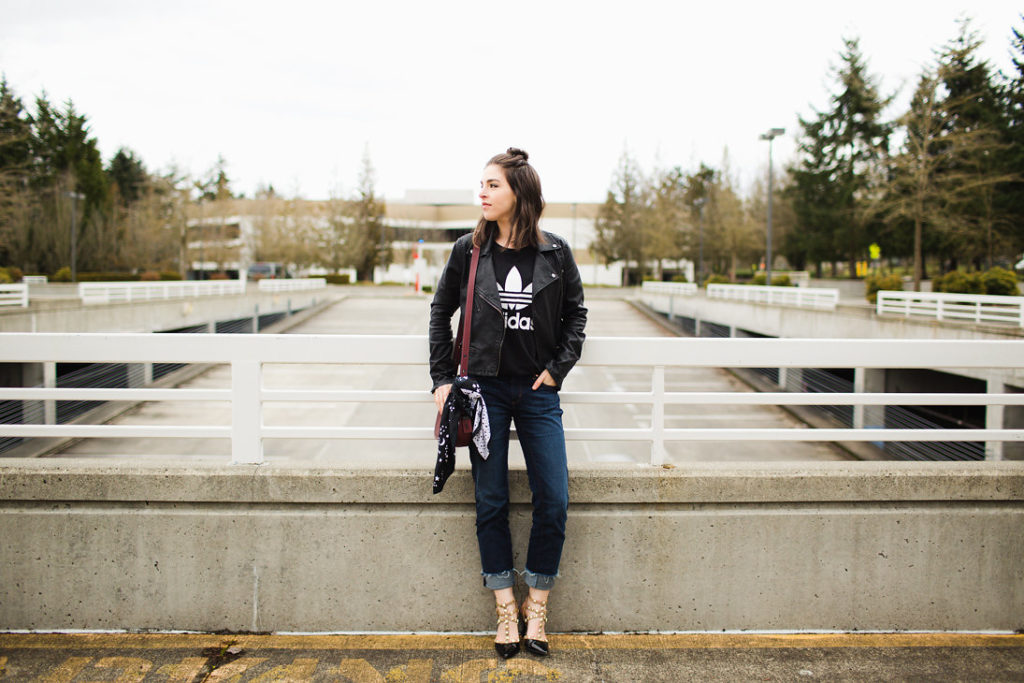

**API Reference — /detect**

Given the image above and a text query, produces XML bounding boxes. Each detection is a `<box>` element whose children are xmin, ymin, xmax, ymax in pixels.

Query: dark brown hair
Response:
<box><xmin>472</xmin><ymin>147</ymin><xmax>546</xmax><ymax>249</ymax></box>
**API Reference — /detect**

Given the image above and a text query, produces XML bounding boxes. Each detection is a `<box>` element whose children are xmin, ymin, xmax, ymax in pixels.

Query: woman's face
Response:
<box><xmin>479</xmin><ymin>164</ymin><xmax>516</xmax><ymax>226</ymax></box>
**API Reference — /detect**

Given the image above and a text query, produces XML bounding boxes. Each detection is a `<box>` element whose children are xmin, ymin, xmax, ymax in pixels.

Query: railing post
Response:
<box><xmin>44</xmin><ymin>361</ymin><xmax>56</xmax><ymax>425</ymax></box>
<box><xmin>853</xmin><ymin>368</ymin><xmax>865</xmax><ymax>430</ymax></box>
<box><xmin>986</xmin><ymin>373</ymin><xmax>1004</xmax><ymax>461</ymax></box>
<box><xmin>231</xmin><ymin>360</ymin><xmax>264</xmax><ymax>464</ymax></box>
<box><xmin>651</xmin><ymin>365</ymin><xmax>666</xmax><ymax>466</ymax></box>
<box><xmin>126</xmin><ymin>363</ymin><xmax>146</xmax><ymax>389</ymax></box>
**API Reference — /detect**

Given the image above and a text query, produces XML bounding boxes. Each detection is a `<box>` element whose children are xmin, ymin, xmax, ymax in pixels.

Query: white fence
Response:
<box><xmin>0</xmin><ymin>284</ymin><xmax>28</xmax><ymax>308</ymax></box>
<box><xmin>22</xmin><ymin>275</ymin><xmax>48</xmax><ymax>285</ymax></box>
<box><xmin>877</xmin><ymin>290</ymin><xmax>1024</xmax><ymax>328</ymax></box>
<box><xmin>257</xmin><ymin>278</ymin><xmax>327</xmax><ymax>293</ymax></box>
<box><xmin>0</xmin><ymin>334</ymin><xmax>1021</xmax><ymax>465</ymax></box>
<box><xmin>708</xmin><ymin>283</ymin><xmax>840</xmax><ymax>310</ymax></box>
<box><xmin>641</xmin><ymin>281</ymin><xmax>698</xmax><ymax>296</ymax></box>
<box><xmin>78</xmin><ymin>279</ymin><xmax>246</xmax><ymax>305</ymax></box>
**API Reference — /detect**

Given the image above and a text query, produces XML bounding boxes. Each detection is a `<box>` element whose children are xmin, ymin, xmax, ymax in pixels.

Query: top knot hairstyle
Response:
<box><xmin>474</xmin><ymin>147</ymin><xmax>546</xmax><ymax>250</ymax></box>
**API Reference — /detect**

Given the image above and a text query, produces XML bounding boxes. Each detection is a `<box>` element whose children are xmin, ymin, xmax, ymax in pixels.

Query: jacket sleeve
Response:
<box><xmin>428</xmin><ymin>239</ymin><xmax>465</xmax><ymax>392</ymax></box>
<box><xmin>545</xmin><ymin>240</ymin><xmax>587</xmax><ymax>387</ymax></box>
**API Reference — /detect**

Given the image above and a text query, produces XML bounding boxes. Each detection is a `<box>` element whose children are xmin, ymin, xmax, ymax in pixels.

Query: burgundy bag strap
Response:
<box><xmin>456</xmin><ymin>246</ymin><xmax>480</xmax><ymax>376</ymax></box>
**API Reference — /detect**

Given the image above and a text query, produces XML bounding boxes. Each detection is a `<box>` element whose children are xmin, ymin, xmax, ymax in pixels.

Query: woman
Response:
<box><xmin>429</xmin><ymin>148</ymin><xmax>587</xmax><ymax>658</ymax></box>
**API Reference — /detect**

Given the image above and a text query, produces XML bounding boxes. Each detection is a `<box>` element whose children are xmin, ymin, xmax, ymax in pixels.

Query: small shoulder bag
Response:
<box><xmin>433</xmin><ymin>245</ymin><xmax>480</xmax><ymax>447</ymax></box>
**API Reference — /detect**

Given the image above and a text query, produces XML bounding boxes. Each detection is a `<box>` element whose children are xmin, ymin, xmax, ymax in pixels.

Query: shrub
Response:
<box><xmin>980</xmin><ymin>267</ymin><xmax>1019</xmax><ymax>296</ymax></box>
<box><xmin>5</xmin><ymin>266</ymin><xmax>23</xmax><ymax>282</ymax></box>
<box><xmin>933</xmin><ymin>271</ymin><xmax>984</xmax><ymax>295</ymax></box>
<box><xmin>139</xmin><ymin>270</ymin><xmax>161</xmax><ymax>281</ymax></box>
<box><xmin>704</xmin><ymin>274</ymin><xmax>730</xmax><ymax>286</ymax></box>
<box><xmin>752</xmin><ymin>273</ymin><xmax>795</xmax><ymax>286</ymax></box>
<box><xmin>324</xmin><ymin>273</ymin><xmax>351</xmax><ymax>285</ymax></box>
<box><xmin>77</xmin><ymin>272</ymin><xmax>139</xmax><ymax>282</ymax></box>
<box><xmin>865</xmin><ymin>273</ymin><xmax>903</xmax><ymax>303</ymax></box>
<box><xmin>0</xmin><ymin>268</ymin><xmax>12</xmax><ymax>284</ymax></box>
<box><xmin>159</xmin><ymin>271</ymin><xmax>182</xmax><ymax>280</ymax></box>
<box><xmin>52</xmin><ymin>267</ymin><xmax>72</xmax><ymax>282</ymax></box>
<box><xmin>671</xmin><ymin>274</ymin><xmax>689</xmax><ymax>283</ymax></box>
<box><xmin>421</xmin><ymin>285</ymin><xmax>433</xmax><ymax>293</ymax></box>
<box><xmin>209</xmin><ymin>272</ymin><xmax>230</xmax><ymax>280</ymax></box>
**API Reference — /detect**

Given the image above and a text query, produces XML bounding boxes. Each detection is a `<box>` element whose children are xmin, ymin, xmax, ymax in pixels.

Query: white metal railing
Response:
<box><xmin>22</xmin><ymin>275</ymin><xmax>48</xmax><ymax>285</ymax></box>
<box><xmin>78</xmin><ymin>279</ymin><xmax>247</xmax><ymax>305</ymax></box>
<box><xmin>708</xmin><ymin>283</ymin><xmax>840</xmax><ymax>310</ymax></box>
<box><xmin>0</xmin><ymin>334</ymin><xmax>1022</xmax><ymax>465</ymax></box>
<box><xmin>0</xmin><ymin>284</ymin><xmax>28</xmax><ymax>308</ymax></box>
<box><xmin>877</xmin><ymin>290</ymin><xmax>1024</xmax><ymax>328</ymax></box>
<box><xmin>641</xmin><ymin>281</ymin><xmax>698</xmax><ymax>296</ymax></box>
<box><xmin>258</xmin><ymin>278</ymin><xmax>327</xmax><ymax>293</ymax></box>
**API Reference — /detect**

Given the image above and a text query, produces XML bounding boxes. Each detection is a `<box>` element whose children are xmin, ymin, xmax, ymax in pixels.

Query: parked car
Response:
<box><xmin>247</xmin><ymin>262</ymin><xmax>291</xmax><ymax>280</ymax></box>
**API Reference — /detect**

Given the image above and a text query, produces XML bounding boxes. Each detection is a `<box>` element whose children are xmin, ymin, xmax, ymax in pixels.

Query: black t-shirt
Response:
<box><xmin>492</xmin><ymin>244</ymin><xmax>542</xmax><ymax>378</ymax></box>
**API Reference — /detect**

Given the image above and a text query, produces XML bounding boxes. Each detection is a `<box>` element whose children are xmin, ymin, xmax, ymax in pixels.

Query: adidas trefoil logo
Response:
<box><xmin>498</xmin><ymin>267</ymin><xmax>533</xmax><ymax>330</ymax></box>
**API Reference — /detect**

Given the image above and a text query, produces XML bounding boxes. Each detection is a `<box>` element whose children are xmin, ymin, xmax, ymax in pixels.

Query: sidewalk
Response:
<box><xmin>2</xmin><ymin>632</ymin><xmax>1022</xmax><ymax>681</ymax></box>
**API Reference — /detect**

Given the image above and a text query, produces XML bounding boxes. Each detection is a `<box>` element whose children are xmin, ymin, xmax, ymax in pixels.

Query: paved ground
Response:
<box><xmin>1</xmin><ymin>632</ymin><xmax>1022</xmax><ymax>682</ymax></box>
<box><xmin>49</xmin><ymin>291</ymin><xmax>846</xmax><ymax>465</ymax></box>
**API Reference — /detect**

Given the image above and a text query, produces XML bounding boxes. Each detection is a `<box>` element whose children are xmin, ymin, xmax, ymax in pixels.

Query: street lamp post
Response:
<box><xmin>759</xmin><ymin>127</ymin><xmax>785</xmax><ymax>287</ymax></box>
<box><xmin>66</xmin><ymin>191</ymin><xmax>85</xmax><ymax>282</ymax></box>
<box><xmin>694</xmin><ymin>197</ymin><xmax>707</xmax><ymax>285</ymax></box>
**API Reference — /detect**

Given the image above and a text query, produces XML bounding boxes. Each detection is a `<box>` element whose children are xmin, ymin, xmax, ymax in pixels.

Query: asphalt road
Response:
<box><xmin>2</xmin><ymin>632</ymin><xmax>1022</xmax><ymax>682</ymax></box>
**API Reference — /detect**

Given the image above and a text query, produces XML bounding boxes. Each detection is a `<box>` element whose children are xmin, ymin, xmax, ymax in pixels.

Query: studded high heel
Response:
<box><xmin>518</xmin><ymin>596</ymin><xmax>550</xmax><ymax>657</ymax></box>
<box><xmin>494</xmin><ymin>599</ymin><xmax>521</xmax><ymax>659</ymax></box>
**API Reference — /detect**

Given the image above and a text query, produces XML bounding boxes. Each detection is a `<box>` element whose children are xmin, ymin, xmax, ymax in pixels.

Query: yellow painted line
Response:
<box><xmin>1</xmin><ymin>633</ymin><xmax>1022</xmax><ymax>651</ymax></box>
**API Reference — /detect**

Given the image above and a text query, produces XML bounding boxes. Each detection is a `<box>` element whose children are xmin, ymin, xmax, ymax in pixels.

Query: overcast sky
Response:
<box><xmin>1</xmin><ymin>1</ymin><xmax>1020</xmax><ymax>203</ymax></box>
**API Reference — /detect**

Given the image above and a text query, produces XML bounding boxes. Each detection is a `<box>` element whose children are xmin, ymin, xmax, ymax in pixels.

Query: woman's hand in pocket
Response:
<box><xmin>532</xmin><ymin>370</ymin><xmax>556</xmax><ymax>390</ymax></box>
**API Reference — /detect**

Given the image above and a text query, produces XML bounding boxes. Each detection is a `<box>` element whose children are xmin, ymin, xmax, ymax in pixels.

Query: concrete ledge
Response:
<box><xmin>1</xmin><ymin>460</ymin><xmax>1022</xmax><ymax>633</ymax></box>
<box><xmin>1</xmin><ymin>460</ymin><xmax>1021</xmax><ymax>504</ymax></box>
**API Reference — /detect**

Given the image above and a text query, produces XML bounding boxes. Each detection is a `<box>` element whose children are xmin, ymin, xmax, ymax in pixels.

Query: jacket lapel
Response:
<box><xmin>533</xmin><ymin>241</ymin><xmax>561</xmax><ymax>296</ymax></box>
<box><xmin>475</xmin><ymin>240</ymin><xmax>502</xmax><ymax>312</ymax></box>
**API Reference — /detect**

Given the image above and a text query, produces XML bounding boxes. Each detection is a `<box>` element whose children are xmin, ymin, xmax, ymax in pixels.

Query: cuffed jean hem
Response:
<box><xmin>522</xmin><ymin>569</ymin><xmax>557</xmax><ymax>591</ymax></box>
<box><xmin>481</xmin><ymin>570</ymin><xmax>516</xmax><ymax>590</ymax></box>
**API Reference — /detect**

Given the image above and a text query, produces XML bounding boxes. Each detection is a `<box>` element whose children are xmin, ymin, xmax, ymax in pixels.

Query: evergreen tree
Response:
<box><xmin>788</xmin><ymin>37</ymin><xmax>892</xmax><ymax>277</ymax></box>
<box><xmin>935</xmin><ymin>19</ymin><xmax>1014</xmax><ymax>269</ymax></box>
<box><xmin>999</xmin><ymin>16</ymin><xmax>1024</xmax><ymax>259</ymax></box>
<box><xmin>0</xmin><ymin>77</ymin><xmax>34</xmax><ymax>266</ymax></box>
<box><xmin>106</xmin><ymin>147</ymin><xmax>148</xmax><ymax>207</ymax></box>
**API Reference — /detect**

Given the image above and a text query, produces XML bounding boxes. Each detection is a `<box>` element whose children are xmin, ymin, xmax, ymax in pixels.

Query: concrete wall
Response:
<box><xmin>1</xmin><ymin>459</ymin><xmax>1021</xmax><ymax>633</ymax></box>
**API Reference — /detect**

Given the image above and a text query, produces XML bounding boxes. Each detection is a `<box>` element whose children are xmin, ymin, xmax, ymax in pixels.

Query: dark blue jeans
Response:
<box><xmin>470</xmin><ymin>376</ymin><xmax>569</xmax><ymax>591</ymax></box>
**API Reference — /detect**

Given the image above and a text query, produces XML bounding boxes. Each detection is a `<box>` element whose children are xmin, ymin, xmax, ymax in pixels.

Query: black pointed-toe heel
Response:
<box><xmin>519</xmin><ymin>596</ymin><xmax>550</xmax><ymax>657</ymax></box>
<box><xmin>494</xmin><ymin>599</ymin><xmax>521</xmax><ymax>659</ymax></box>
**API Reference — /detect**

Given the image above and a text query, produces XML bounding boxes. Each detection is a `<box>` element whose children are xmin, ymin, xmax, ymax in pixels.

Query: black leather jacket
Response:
<box><xmin>429</xmin><ymin>231</ymin><xmax>587</xmax><ymax>392</ymax></box>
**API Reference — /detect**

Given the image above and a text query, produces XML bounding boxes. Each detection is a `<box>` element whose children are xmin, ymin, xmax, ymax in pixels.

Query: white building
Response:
<box><xmin>187</xmin><ymin>192</ymin><xmax>627</xmax><ymax>287</ymax></box>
